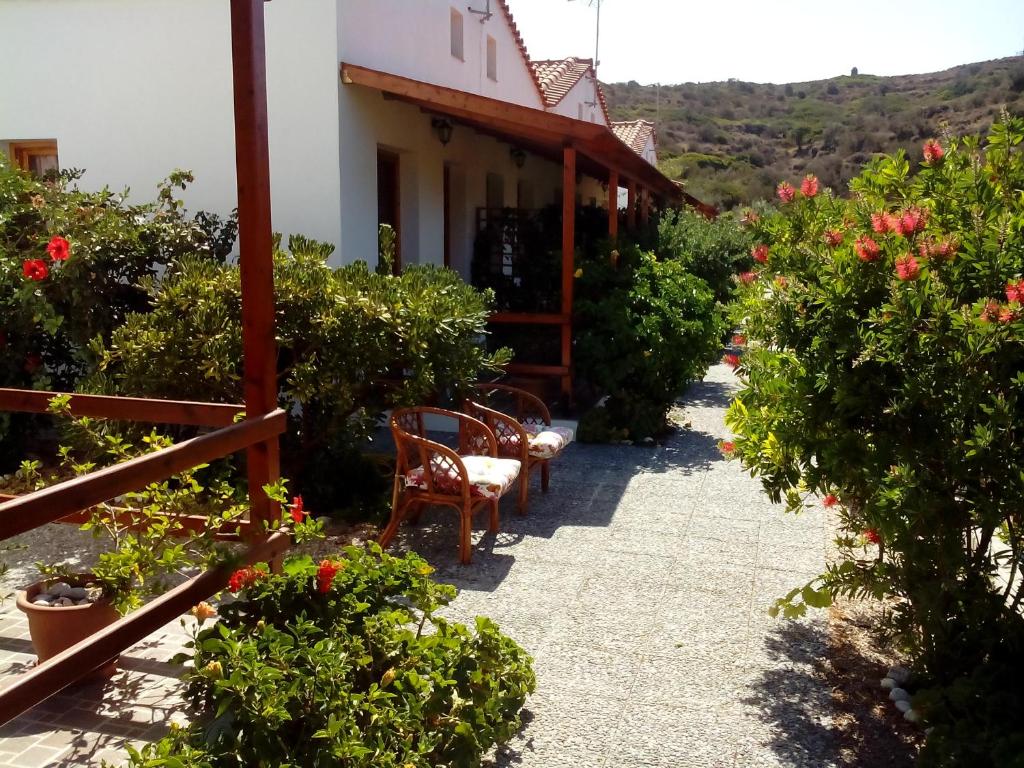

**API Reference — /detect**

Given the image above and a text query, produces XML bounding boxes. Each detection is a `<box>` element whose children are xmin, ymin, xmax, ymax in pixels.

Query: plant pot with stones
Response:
<box><xmin>16</xmin><ymin>575</ymin><xmax>120</xmax><ymax>680</ymax></box>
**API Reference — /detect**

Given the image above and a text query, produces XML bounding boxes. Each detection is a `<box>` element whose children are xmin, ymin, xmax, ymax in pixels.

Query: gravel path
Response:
<box><xmin>394</xmin><ymin>361</ymin><xmax>836</xmax><ymax>768</ymax></box>
<box><xmin>0</xmin><ymin>361</ymin><xmax>836</xmax><ymax>767</ymax></box>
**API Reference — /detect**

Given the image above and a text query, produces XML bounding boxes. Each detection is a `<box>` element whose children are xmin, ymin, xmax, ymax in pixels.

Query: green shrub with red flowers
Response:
<box><xmin>122</xmin><ymin>545</ymin><xmax>535</xmax><ymax>768</ymax></box>
<box><xmin>726</xmin><ymin>117</ymin><xmax>1024</xmax><ymax>766</ymax></box>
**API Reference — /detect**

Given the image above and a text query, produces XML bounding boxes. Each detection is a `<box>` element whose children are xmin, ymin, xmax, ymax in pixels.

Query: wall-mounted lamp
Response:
<box><xmin>431</xmin><ymin>117</ymin><xmax>454</xmax><ymax>146</ymax></box>
<box><xmin>509</xmin><ymin>147</ymin><xmax>526</xmax><ymax>169</ymax></box>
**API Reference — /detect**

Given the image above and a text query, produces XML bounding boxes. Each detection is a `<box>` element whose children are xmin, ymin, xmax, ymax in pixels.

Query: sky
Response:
<box><xmin>504</xmin><ymin>0</ymin><xmax>1024</xmax><ymax>85</ymax></box>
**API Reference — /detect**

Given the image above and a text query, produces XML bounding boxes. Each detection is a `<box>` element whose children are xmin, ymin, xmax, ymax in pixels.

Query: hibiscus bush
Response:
<box><xmin>574</xmin><ymin>242</ymin><xmax>725</xmax><ymax>441</ymax></box>
<box><xmin>94</xmin><ymin>236</ymin><xmax>508</xmax><ymax>517</ymax></box>
<box><xmin>726</xmin><ymin>118</ymin><xmax>1024</xmax><ymax>766</ymax></box>
<box><xmin>123</xmin><ymin>545</ymin><xmax>535</xmax><ymax>768</ymax></box>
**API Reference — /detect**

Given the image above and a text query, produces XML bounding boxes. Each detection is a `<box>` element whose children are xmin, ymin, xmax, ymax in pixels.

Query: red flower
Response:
<box><xmin>751</xmin><ymin>244</ymin><xmax>769</xmax><ymax>264</ymax></box>
<box><xmin>741</xmin><ymin>210</ymin><xmax>760</xmax><ymax>225</ymax></box>
<box><xmin>895</xmin><ymin>207</ymin><xmax>927</xmax><ymax>237</ymax></box>
<box><xmin>864</xmin><ymin>528</ymin><xmax>882</xmax><ymax>545</ymax></box>
<box><xmin>722</xmin><ymin>353</ymin><xmax>741</xmax><ymax>370</ymax></box>
<box><xmin>289</xmin><ymin>495</ymin><xmax>305</xmax><ymax>524</ymax></box>
<box><xmin>316</xmin><ymin>560</ymin><xmax>341</xmax><ymax>594</ymax></box>
<box><xmin>719</xmin><ymin>440</ymin><xmax>736</xmax><ymax>456</ymax></box>
<box><xmin>823</xmin><ymin>494</ymin><xmax>839</xmax><ymax>508</ymax></box>
<box><xmin>981</xmin><ymin>300</ymin><xmax>1001</xmax><ymax>323</ymax></box>
<box><xmin>776</xmin><ymin>181</ymin><xmax>795</xmax><ymax>203</ymax></box>
<box><xmin>895</xmin><ymin>255</ymin><xmax>921</xmax><ymax>281</ymax></box>
<box><xmin>919</xmin><ymin>237</ymin><xmax>958</xmax><ymax>262</ymax></box>
<box><xmin>800</xmin><ymin>175</ymin><xmax>819</xmax><ymax>198</ymax></box>
<box><xmin>46</xmin><ymin>235</ymin><xmax>70</xmax><ymax>262</ymax></box>
<box><xmin>738</xmin><ymin>271</ymin><xmax>757</xmax><ymax>285</ymax></box>
<box><xmin>227</xmin><ymin>566</ymin><xmax>266</xmax><ymax>593</ymax></box>
<box><xmin>871</xmin><ymin>212</ymin><xmax>897</xmax><ymax>234</ymax></box>
<box><xmin>922</xmin><ymin>139</ymin><xmax>944</xmax><ymax>165</ymax></box>
<box><xmin>823</xmin><ymin>230</ymin><xmax>843</xmax><ymax>248</ymax></box>
<box><xmin>22</xmin><ymin>259</ymin><xmax>49</xmax><ymax>281</ymax></box>
<box><xmin>732</xmin><ymin>333</ymin><xmax>747</xmax><ymax>346</ymax></box>
<box><xmin>774</xmin><ymin>275</ymin><xmax>789</xmax><ymax>288</ymax></box>
<box><xmin>999</xmin><ymin>306</ymin><xmax>1018</xmax><ymax>325</ymax></box>
<box><xmin>855</xmin><ymin>236</ymin><xmax>880</xmax><ymax>262</ymax></box>
<box><xmin>1006</xmin><ymin>280</ymin><xmax>1024</xmax><ymax>304</ymax></box>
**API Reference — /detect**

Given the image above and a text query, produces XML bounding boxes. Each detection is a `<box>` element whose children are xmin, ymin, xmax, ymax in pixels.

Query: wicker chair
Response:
<box><xmin>379</xmin><ymin>406</ymin><xmax>521</xmax><ymax>565</ymax></box>
<box><xmin>464</xmin><ymin>383</ymin><xmax>574</xmax><ymax>515</ymax></box>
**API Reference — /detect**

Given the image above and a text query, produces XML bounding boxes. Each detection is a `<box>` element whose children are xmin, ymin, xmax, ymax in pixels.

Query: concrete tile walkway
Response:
<box><xmin>0</xmin><ymin>362</ymin><xmax>835</xmax><ymax>767</ymax></box>
<box><xmin>395</xmin><ymin>362</ymin><xmax>836</xmax><ymax>768</ymax></box>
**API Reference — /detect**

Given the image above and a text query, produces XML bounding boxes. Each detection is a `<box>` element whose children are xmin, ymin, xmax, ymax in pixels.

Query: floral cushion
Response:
<box><xmin>522</xmin><ymin>424</ymin><xmax>574</xmax><ymax>459</ymax></box>
<box><xmin>405</xmin><ymin>455</ymin><xmax>520</xmax><ymax>499</ymax></box>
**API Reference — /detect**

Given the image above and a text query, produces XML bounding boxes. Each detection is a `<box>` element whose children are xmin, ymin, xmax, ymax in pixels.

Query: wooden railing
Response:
<box><xmin>0</xmin><ymin>0</ymin><xmax>283</xmax><ymax>727</ymax></box>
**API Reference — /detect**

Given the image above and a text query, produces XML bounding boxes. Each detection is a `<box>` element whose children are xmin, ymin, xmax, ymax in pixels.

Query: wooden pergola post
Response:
<box><xmin>230</xmin><ymin>0</ymin><xmax>280</xmax><ymax>539</ymax></box>
<box><xmin>607</xmin><ymin>169</ymin><xmax>619</xmax><ymax>240</ymax></box>
<box><xmin>626</xmin><ymin>179</ymin><xmax>636</xmax><ymax>231</ymax></box>
<box><xmin>560</xmin><ymin>144</ymin><xmax>576</xmax><ymax>403</ymax></box>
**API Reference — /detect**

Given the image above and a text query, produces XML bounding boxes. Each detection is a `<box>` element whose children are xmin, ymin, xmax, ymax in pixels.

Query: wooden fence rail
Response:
<box><xmin>0</xmin><ymin>531</ymin><xmax>291</xmax><ymax>725</ymax></box>
<box><xmin>0</xmin><ymin>389</ymin><xmax>245</xmax><ymax>428</ymax></box>
<box><xmin>0</xmin><ymin>409</ymin><xmax>286</xmax><ymax>541</ymax></box>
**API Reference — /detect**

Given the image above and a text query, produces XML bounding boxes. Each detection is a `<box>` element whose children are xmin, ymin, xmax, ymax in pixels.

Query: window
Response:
<box><xmin>486</xmin><ymin>35</ymin><xmax>497</xmax><ymax>80</ymax></box>
<box><xmin>9</xmin><ymin>140</ymin><xmax>58</xmax><ymax>177</ymax></box>
<box><xmin>450</xmin><ymin>8</ymin><xmax>464</xmax><ymax>60</ymax></box>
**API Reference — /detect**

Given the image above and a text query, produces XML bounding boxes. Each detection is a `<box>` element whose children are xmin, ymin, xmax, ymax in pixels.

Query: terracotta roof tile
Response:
<box><xmin>612</xmin><ymin>119</ymin><xmax>657</xmax><ymax>159</ymax></box>
<box><xmin>494</xmin><ymin>0</ymin><xmax>546</xmax><ymax>103</ymax></box>
<box><xmin>530</xmin><ymin>56</ymin><xmax>611</xmax><ymax>124</ymax></box>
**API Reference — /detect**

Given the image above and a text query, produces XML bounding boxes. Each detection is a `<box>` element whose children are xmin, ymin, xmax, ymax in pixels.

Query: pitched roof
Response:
<box><xmin>494</xmin><ymin>0</ymin><xmax>546</xmax><ymax>103</ymax></box>
<box><xmin>612</xmin><ymin>119</ymin><xmax>657</xmax><ymax>157</ymax></box>
<box><xmin>530</xmin><ymin>56</ymin><xmax>610</xmax><ymax>123</ymax></box>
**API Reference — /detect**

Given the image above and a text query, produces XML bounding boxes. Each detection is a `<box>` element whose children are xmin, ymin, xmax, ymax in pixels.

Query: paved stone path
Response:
<box><xmin>0</xmin><ymin>362</ymin><xmax>835</xmax><ymax>767</ymax></box>
<box><xmin>396</xmin><ymin>362</ymin><xmax>835</xmax><ymax>768</ymax></box>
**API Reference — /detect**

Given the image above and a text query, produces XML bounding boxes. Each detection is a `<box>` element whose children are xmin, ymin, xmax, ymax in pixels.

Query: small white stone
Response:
<box><xmin>895</xmin><ymin>700</ymin><xmax>912</xmax><ymax>713</ymax></box>
<box><xmin>32</xmin><ymin>596</ymin><xmax>54</xmax><ymax>606</ymax></box>
<box><xmin>880</xmin><ymin>677</ymin><xmax>897</xmax><ymax>689</ymax></box>
<box><xmin>889</xmin><ymin>688</ymin><xmax>911</xmax><ymax>702</ymax></box>
<box><xmin>904</xmin><ymin>709</ymin><xmax>922</xmax><ymax>723</ymax></box>
<box><xmin>57</xmin><ymin>597</ymin><xmax>74</xmax><ymax>607</ymax></box>
<box><xmin>888</xmin><ymin>665</ymin><xmax>911</xmax><ymax>684</ymax></box>
<box><xmin>642</xmin><ymin>437</ymin><xmax>654</xmax><ymax>445</ymax></box>
<box><xmin>45</xmin><ymin>581</ymin><xmax>72</xmax><ymax>597</ymax></box>
<box><xmin>85</xmin><ymin>587</ymin><xmax>103</xmax><ymax>601</ymax></box>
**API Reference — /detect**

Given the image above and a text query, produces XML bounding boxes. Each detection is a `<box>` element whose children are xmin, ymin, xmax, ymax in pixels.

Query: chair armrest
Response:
<box><xmin>465</xmin><ymin>400</ymin><xmax>530</xmax><ymax>462</ymax></box>
<box><xmin>389</xmin><ymin>422</ymin><xmax>472</xmax><ymax>499</ymax></box>
<box><xmin>473</xmin><ymin>382</ymin><xmax>552</xmax><ymax>427</ymax></box>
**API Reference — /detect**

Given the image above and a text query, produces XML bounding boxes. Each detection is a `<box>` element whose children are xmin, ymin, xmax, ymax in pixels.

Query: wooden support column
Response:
<box><xmin>560</xmin><ymin>145</ymin><xmax>576</xmax><ymax>403</ymax></box>
<box><xmin>626</xmin><ymin>179</ymin><xmax>637</xmax><ymax>231</ymax></box>
<box><xmin>230</xmin><ymin>0</ymin><xmax>280</xmax><ymax>542</ymax></box>
<box><xmin>607</xmin><ymin>169</ymin><xmax>619</xmax><ymax>240</ymax></box>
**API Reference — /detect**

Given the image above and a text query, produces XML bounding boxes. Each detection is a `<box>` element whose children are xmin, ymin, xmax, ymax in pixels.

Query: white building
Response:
<box><xmin>0</xmin><ymin>0</ymin><xmax>684</xmax><ymax>395</ymax></box>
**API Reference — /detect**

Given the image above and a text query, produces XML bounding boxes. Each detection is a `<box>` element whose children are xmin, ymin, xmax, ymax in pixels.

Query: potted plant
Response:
<box><xmin>13</xmin><ymin>395</ymin><xmax>252</xmax><ymax>678</ymax></box>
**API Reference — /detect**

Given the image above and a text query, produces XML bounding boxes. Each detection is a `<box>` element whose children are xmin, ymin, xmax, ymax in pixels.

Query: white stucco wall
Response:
<box><xmin>337</xmin><ymin>0</ymin><xmax>543</xmax><ymax>109</ymax></box>
<box><xmin>547</xmin><ymin>75</ymin><xmax>608</xmax><ymax>126</ymax></box>
<box><xmin>337</xmin><ymin>84</ymin><xmax>564</xmax><ymax>276</ymax></box>
<box><xmin>0</xmin><ymin>0</ymin><xmax>343</xmax><ymax>249</ymax></box>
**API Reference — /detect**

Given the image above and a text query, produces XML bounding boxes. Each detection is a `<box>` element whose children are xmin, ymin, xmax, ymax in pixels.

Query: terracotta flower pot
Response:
<box><xmin>16</xmin><ymin>577</ymin><xmax>120</xmax><ymax>681</ymax></box>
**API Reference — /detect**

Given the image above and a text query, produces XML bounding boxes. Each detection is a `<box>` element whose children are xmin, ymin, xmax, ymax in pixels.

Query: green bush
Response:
<box><xmin>726</xmin><ymin>120</ymin><xmax>1024</xmax><ymax>766</ymax></box>
<box><xmin>574</xmin><ymin>243</ymin><xmax>725</xmax><ymax>441</ymax></box>
<box><xmin>94</xmin><ymin>236</ymin><xmax>508</xmax><ymax>518</ymax></box>
<box><xmin>123</xmin><ymin>545</ymin><xmax>535</xmax><ymax>768</ymax></box>
<box><xmin>657</xmin><ymin>208</ymin><xmax>754</xmax><ymax>305</ymax></box>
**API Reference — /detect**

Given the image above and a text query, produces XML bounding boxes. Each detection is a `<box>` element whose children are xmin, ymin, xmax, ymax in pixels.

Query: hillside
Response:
<box><xmin>603</xmin><ymin>57</ymin><xmax>1024</xmax><ymax>209</ymax></box>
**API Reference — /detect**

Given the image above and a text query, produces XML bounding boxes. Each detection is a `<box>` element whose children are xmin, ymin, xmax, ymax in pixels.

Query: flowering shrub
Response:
<box><xmin>94</xmin><ymin>236</ymin><xmax>508</xmax><ymax>517</ymax></box>
<box><xmin>727</xmin><ymin>119</ymin><xmax>1024</xmax><ymax>765</ymax></box>
<box><xmin>574</xmin><ymin>243</ymin><xmax>725</xmax><ymax>441</ymax></box>
<box><xmin>124</xmin><ymin>545</ymin><xmax>535</xmax><ymax>767</ymax></box>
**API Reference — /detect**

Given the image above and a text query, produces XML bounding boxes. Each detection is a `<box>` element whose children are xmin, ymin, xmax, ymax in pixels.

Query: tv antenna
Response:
<box><xmin>568</xmin><ymin>0</ymin><xmax>603</xmax><ymax>73</ymax></box>
<box><xmin>467</xmin><ymin>0</ymin><xmax>493</xmax><ymax>22</ymax></box>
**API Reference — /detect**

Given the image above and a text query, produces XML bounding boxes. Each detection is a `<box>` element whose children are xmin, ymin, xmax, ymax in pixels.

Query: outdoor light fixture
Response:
<box><xmin>431</xmin><ymin>117</ymin><xmax>454</xmax><ymax>146</ymax></box>
<box><xmin>510</xmin><ymin>147</ymin><xmax>526</xmax><ymax>168</ymax></box>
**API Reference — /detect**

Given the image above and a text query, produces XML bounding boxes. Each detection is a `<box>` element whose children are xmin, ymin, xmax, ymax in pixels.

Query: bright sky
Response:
<box><xmin>506</xmin><ymin>0</ymin><xmax>1024</xmax><ymax>85</ymax></box>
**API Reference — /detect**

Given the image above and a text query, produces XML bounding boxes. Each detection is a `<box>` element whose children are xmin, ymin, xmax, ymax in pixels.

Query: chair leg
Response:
<box><xmin>517</xmin><ymin>473</ymin><xmax>529</xmax><ymax>516</ymax></box>
<box><xmin>378</xmin><ymin>493</ymin><xmax>409</xmax><ymax>549</ymax></box>
<box><xmin>459</xmin><ymin>501</ymin><xmax>474</xmax><ymax>565</ymax></box>
<box><xmin>489</xmin><ymin>498</ymin><xmax>501</xmax><ymax>532</ymax></box>
<box><xmin>541</xmin><ymin>461</ymin><xmax>551</xmax><ymax>492</ymax></box>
